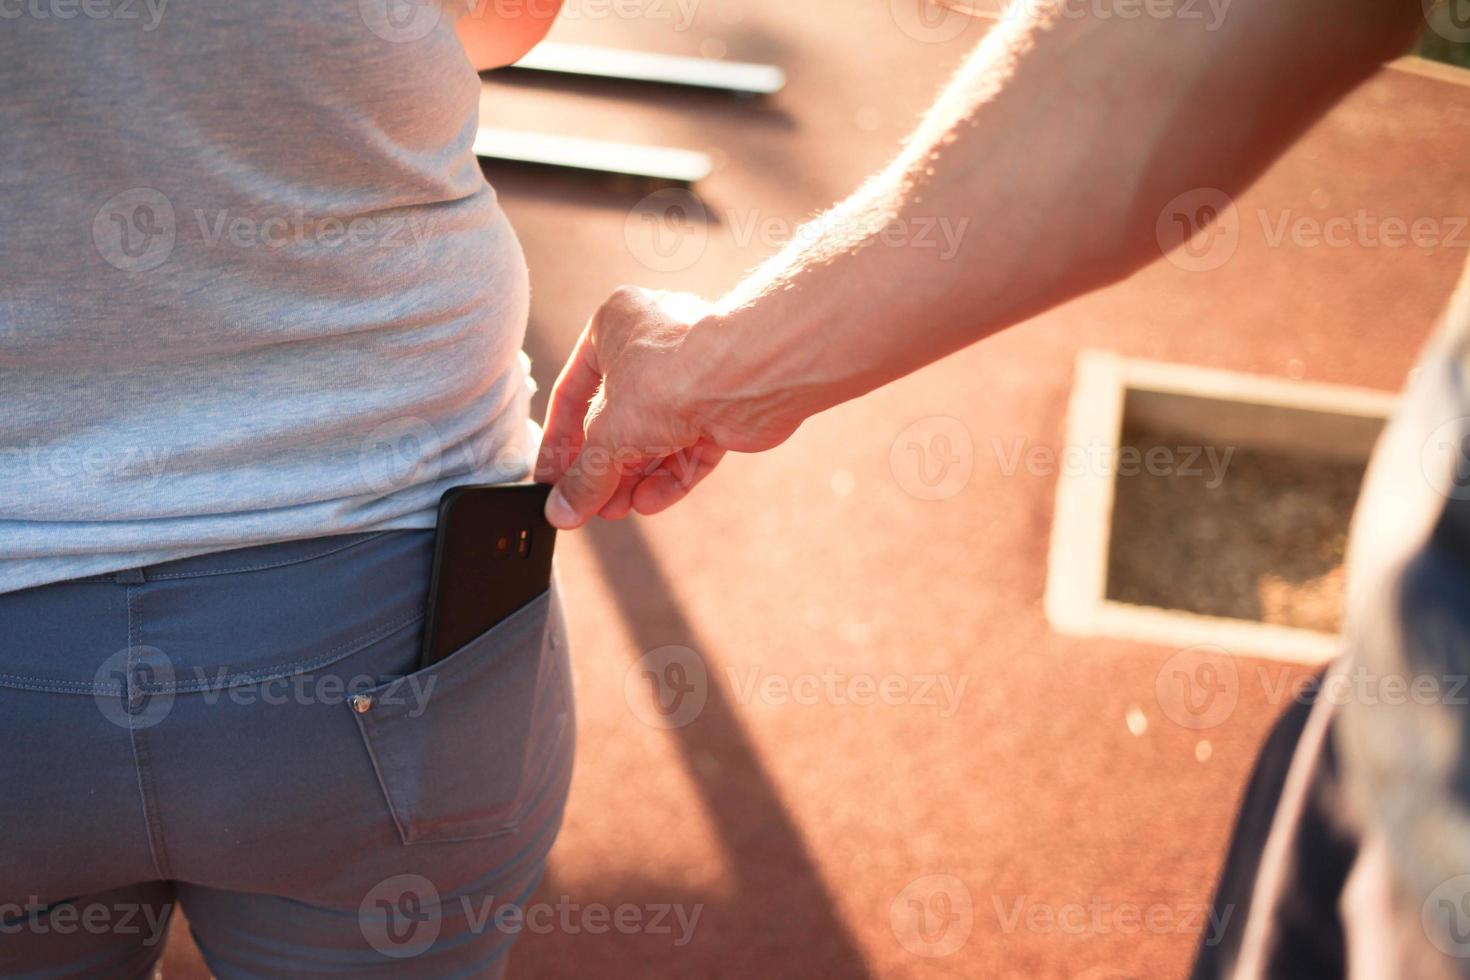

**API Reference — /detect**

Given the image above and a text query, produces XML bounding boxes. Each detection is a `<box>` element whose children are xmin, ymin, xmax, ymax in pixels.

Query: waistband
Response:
<box><xmin>65</xmin><ymin>531</ymin><xmax>427</xmax><ymax>585</ymax></box>
<box><xmin>0</xmin><ymin>528</ymin><xmax>440</xmax><ymax>694</ymax></box>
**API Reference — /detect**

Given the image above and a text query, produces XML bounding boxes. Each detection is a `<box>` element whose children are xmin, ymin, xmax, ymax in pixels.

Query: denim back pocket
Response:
<box><xmin>351</xmin><ymin>587</ymin><xmax>569</xmax><ymax>845</ymax></box>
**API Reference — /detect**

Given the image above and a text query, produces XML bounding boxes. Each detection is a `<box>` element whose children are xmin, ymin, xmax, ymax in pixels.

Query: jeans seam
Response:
<box><xmin>141</xmin><ymin>531</ymin><xmax>394</xmax><ymax>581</ymax></box>
<box><xmin>0</xmin><ymin>609</ymin><xmax>424</xmax><ymax>695</ymax></box>
<box><xmin>0</xmin><ymin>674</ymin><xmax>118</xmax><ymax>694</ymax></box>
<box><xmin>163</xmin><ymin>610</ymin><xmax>424</xmax><ymax>693</ymax></box>
<box><xmin>125</xmin><ymin>583</ymin><xmax>172</xmax><ymax>880</ymax></box>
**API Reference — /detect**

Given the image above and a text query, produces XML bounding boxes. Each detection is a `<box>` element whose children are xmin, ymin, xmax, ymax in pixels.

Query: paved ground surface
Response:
<box><xmin>164</xmin><ymin>5</ymin><xmax>1470</xmax><ymax>978</ymax></box>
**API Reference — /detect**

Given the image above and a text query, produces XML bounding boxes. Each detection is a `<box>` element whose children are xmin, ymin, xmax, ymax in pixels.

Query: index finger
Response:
<box><xmin>545</xmin><ymin>437</ymin><xmax>623</xmax><ymax>529</ymax></box>
<box><xmin>535</xmin><ymin>326</ymin><xmax>602</xmax><ymax>485</ymax></box>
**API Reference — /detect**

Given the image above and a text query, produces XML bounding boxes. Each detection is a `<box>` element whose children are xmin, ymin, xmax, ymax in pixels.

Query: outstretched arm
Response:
<box><xmin>537</xmin><ymin>1</ymin><xmax>1423</xmax><ymax>528</ymax></box>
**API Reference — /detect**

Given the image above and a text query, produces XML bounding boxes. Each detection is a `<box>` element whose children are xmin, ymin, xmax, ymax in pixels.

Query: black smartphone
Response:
<box><xmin>419</xmin><ymin>483</ymin><xmax>557</xmax><ymax>669</ymax></box>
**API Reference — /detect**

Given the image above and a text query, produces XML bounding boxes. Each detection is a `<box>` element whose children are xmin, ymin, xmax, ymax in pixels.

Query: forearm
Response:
<box><xmin>687</xmin><ymin>2</ymin><xmax>1421</xmax><ymax>439</ymax></box>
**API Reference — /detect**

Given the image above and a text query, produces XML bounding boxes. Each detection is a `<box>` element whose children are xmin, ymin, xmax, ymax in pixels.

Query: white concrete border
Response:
<box><xmin>1390</xmin><ymin>55</ymin><xmax>1470</xmax><ymax>88</ymax></box>
<box><xmin>1044</xmin><ymin>350</ymin><xmax>1399</xmax><ymax>664</ymax></box>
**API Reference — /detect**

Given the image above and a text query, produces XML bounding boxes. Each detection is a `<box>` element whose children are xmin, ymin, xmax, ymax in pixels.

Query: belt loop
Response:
<box><xmin>113</xmin><ymin>567</ymin><xmax>147</xmax><ymax>584</ymax></box>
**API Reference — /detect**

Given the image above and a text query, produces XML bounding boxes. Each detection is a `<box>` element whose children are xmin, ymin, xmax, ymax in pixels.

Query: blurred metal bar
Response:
<box><xmin>473</xmin><ymin>127</ymin><xmax>713</xmax><ymax>183</ymax></box>
<box><xmin>510</xmin><ymin>42</ymin><xmax>785</xmax><ymax>96</ymax></box>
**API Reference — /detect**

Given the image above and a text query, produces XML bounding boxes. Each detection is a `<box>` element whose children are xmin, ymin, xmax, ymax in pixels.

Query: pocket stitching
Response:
<box><xmin>0</xmin><ymin>610</ymin><xmax>424</xmax><ymax>697</ymax></box>
<box><xmin>352</xmin><ymin>590</ymin><xmax>558</xmax><ymax>846</ymax></box>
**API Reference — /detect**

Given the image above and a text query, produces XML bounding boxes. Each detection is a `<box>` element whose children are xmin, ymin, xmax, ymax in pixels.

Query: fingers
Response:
<box><xmin>554</xmin><ymin>444</ymin><xmax>709</xmax><ymax>528</ymax></box>
<box><xmin>545</xmin><ymin>425</ymin><xmax>626</xmax><ymax>530</ymax></box>
<box><xmin>546</xmin><ymin>467</ymin><xmax>619</xmax><ymax>530</ymax></box>
<box><xmin>535</xmin><ymin>324</ymin><xmax>603</xmax><ymax>485</ymax></box>
<box><xmin>539</xmin><ymin>325</ymin><xmax>620</xmax><ymax>528</ymax></box>
<box><xmin>540</xmin><ymin>287</ymin><xmax>723</xmax><ymax>527</ymax></box>
<box><xmin>630</xmin><ymin>442</ymin><xmax>725</xmax><ymax>517</ymax></box>
<box><xmin>597</xmin><ymin>472</ymin><xmax>641</xmax><ymax>521</ymax></box>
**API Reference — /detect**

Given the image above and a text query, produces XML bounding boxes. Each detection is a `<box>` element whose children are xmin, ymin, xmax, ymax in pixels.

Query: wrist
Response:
<box><xmin>676</xmin><ymin>304</ymin><xmax>813</xmax><ymax>454</ymax></box>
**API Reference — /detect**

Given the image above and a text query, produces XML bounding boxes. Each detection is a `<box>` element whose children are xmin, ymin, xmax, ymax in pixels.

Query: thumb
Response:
<box><xmin>545</xmin><ymin>438</ymin><xmax>621</xmax><ymax>530</ymax></box>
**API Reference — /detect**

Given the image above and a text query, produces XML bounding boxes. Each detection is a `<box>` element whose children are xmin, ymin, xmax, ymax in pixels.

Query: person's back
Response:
<box><xmin>0</xmin><ymin>0</ymin><xmax>533</xmax><ymax>593</ymax></box>
<box><xmin>0</xmin><ymin>8</ymin><xmax>575</xmax><ymax>977</ymax></box>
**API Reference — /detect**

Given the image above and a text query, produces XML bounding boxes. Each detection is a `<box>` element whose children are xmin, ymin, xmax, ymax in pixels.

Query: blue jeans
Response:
<box><xmin>0</xmin><ymin>531</ymin><xmax>575</xmax><ymax>978</ymax></box>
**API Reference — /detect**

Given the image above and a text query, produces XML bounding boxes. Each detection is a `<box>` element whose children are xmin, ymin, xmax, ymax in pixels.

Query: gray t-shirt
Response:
<box><xmin>0</xmin><ymin>0</ymin><xmax>534</xmax><ymax>593</ymax></box>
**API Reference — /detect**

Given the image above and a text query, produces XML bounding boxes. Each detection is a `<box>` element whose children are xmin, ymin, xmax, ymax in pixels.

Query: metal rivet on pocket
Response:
<box><xmin>349</xmin><ymin>694</ymin><xmax>374</xmax><ymax>714</ymax></box>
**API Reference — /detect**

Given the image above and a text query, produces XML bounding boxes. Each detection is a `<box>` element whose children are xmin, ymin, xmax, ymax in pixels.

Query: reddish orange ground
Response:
<box><xmin>162</xmin><ymin>7</ymin><xmax>1470</xmax><ymax>978</ymax></box>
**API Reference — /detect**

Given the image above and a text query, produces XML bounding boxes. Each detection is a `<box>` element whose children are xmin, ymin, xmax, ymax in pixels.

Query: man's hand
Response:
<box><xmin>534</xmin><ymin>286</ymin><xmax>796</xmax><ymax>530</ymax></box>
<box><xmin>535</xmin><ymin>0</ymin><xmax>1420</xmax><ymax>531</ymax></box>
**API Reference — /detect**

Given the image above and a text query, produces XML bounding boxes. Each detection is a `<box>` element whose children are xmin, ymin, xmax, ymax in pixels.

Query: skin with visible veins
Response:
<box><xmin>534</xmin><ymin>1</ymin><xmax>1425</xmax><ymax>529</ymax></box>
